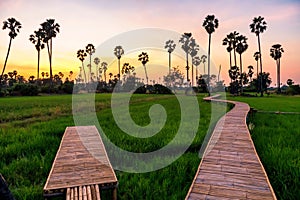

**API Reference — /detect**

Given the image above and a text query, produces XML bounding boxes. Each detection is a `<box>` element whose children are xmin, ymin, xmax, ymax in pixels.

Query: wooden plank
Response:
<box><xmin>95</xmin><ymin>184</ymin><xmax>101</xmax><ymax>200</ymax></box>
<box><xmin>185</xmin><ymin>96</ymin><xmax>277</xmax><ymax>200</ymax></box>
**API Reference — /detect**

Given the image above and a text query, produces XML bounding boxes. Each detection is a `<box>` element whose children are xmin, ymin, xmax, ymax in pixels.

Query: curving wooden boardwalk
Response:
<box><xmin>186</xmin><ymin>96</ymin><xmax>277</xmax><ymax>200</ymax></box>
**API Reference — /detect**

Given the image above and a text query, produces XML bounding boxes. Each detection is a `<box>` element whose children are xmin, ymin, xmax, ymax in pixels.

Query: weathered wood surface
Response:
<box><xmin>186</xmin><ymin>96</ymin><xmax>277</xmax><ymax>200</ymax></box>
<box><xmin>44</xmin><ymin>126</ymin><xmax>117</xmax><ymax>198</ymax></box>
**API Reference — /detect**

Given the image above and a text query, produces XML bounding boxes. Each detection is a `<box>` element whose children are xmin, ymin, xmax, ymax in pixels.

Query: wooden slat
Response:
<box><xmin>43</xmin><ymin>126</ymin><xmax>117</xmax><ymax>198</ymax></box>
<box><xmin>185</xmin><ymin>95</ymin><xmax>277</xmax><ymax>200</ymax></box>
<box><xmin>95</xmin><ymin>184</ymin><xmax>101</xmax><ymax>200</ymax></box>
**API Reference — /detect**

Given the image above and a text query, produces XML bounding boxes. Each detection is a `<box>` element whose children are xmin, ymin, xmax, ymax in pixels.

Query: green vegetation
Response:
<box><xmin>0</xmin><ymin>94</ymin><xmax>226</xmax><ymax>199</ymax></box>
<box><xmin>228</xmin><ymin>94</ymin><xmax>300</xmax><ymax>199</ymax></box>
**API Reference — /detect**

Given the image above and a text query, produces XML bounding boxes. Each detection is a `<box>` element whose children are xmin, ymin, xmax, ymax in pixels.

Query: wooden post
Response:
<box><xmin>112</xmin><ymin>188</ymin><xmax>117</xmax><ymax>200</ymax></box>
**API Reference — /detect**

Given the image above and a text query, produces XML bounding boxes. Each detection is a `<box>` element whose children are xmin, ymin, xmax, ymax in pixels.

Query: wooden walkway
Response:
<box><xmin>44</xmin><ymin>126</ymin><xmax>118</xmax><ymax>199</ymax></box>
<box><xmin>186</xmin><ymin>96</ymin><xmax>277</xmax><ymax>200</ymax></box>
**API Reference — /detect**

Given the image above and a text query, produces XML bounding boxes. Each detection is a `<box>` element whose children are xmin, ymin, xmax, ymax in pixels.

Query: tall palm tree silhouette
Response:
<box><xmin>203</xmin><ymin>14</ymin><xmax>219</xmax><ymax>94</ymax></box>
<box><xmin>29</xmin><ymin>28</ymin><xmax>45</xmax><ymax>79</ymax></box>
<box><xmin>101</xmin><ymin>62</ymin><xmax>108</xmax><ymax>83</ymax></box>
<box><xmin>114</xmin><ymin>46</ymin><xmax>124</xmax><ymax>81</ymax></box>
<box><xmin>250</xmin><ymin>16</ymin><xmax>267</xmax><ymax>96</ymax></box>
<box><xmin>41</xmin><ymin>19</ymin><xmax>60</xmax><ymax>81</ymax></box>
<box><xmin>138</xmin><ymin>52</ymin><xmax>149</xmax><ymax>85</ymax></box>
<box><xmin>85</xmin><ymin>44</ymin><xmax>95</xmax><ymax>82</ymax></box>
<box><xmin>253</xmin><ymin>51</ymin><xmax>260</xmax><ymax>79</ymax></box>
<box><xmin>179</xmin><ymin>33</ymin><xmax>192</xmax><ymax>84</ymax></box>
<box><xmin>164</xmin><ymin>40</ymin><xmax>176</xmax><ymax>75</ymax></box>
<box><xmin>236</xmin><ymin>34</ymin><xmax>248</xmax><ymax>93</ymax></box>
<box><xmin>222</xmin><ymin>31</ymin><xmax>238</xmax><ymax>69</ymax></box>
<box><xmin>77</xmin><ymin>49</ymin><xmax>87</xmax><ymax>83</ymax></box>
<box><xmin>189</xmin><ymin>38</ymin><xmax>199</xmax><ymax>86</ymax></box>
<box><xmin>94</xmin><ymin>57</ymin><xmax>100</xmax><ymax>81</ymax></box>
<box><xmin>270</xmin><ymin>44</ymin><xmax>284</xmax><ymax>93</ymax></box>
<box><xmin>1</xmin><ymin>17</ymin><xmax>22</xmax><ymax>80</ymax></box>
<box><xmin>200</xmin><ymin>55</ymin><xmax>207</xmax><ymax>74</ymax></box>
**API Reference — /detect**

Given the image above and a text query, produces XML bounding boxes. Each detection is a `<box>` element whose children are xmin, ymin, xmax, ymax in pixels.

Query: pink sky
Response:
<box><xmin>0</xmin><ymin>0</ymin><xmax>299</xmax><ymax>86</ymax></box>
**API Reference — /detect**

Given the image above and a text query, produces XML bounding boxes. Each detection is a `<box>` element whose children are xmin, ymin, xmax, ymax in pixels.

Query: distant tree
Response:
<box><xmin>235</xmin><ymin>34</ymin><xmax>248</xmax><ymax>92</ymax></box>
<box><xmin>114</xmin><ymin>46</ymin><xmax>124</xmax><ymax>81</ymax></box>
<box><xmin>94</xmin><ymin>57</ymin><xmax>100</xmax><ymax>81</ymax></box>
<box><xmin>192</xmin><ymin>56</ymin><xmax>201</xmax><ymax>83</ymax></box>
<box><xmin>222</xmin><ymin>32</ymin><xmax>239</xmax><ymax>69</ymax></box>
<box><xmin>85</xmin><ymin>44</ymin><xmax>95</xmax><ymax>82</ymax></box>
<box><xmin>200</xmin><ymin>55</ymin><xmax>207</xmax><ymax>74</ymax></box>
<box><xmin>253</xmin><ymin>51</ymin><xmax>260</xmax><ymax>78</ymax></box>
<box><xmin>270</xmin><ymin>44</ymin><xmax>284</xmax><ymax>93</ymax></box>
<box><xmin>77</xmin><ymin>49</ymin><xmax>87</xmax><ymax>83</ymax></box>
<box><xmin>41</xmin><ymin>19</ymin><xmax>60</xmax><ymax>81</ymax></box>
<box><xmin>228</xmin><ymin>65</ymin><xmax>240</xmax><ymax>94</ymax></box>
<box><xmin>287</xmin><ymin>79</ymin><xmax>294</xmax><ymax>86</ymax></box>
<box><xmin>101</xmin><ymin>62</ymin><xmax>108</xmax><ymax>83</ymax></box>
<box><xmin>13</xmin><ymin>70</ymin><xmax>17</xmax><ymax>80</ymax></box>
<box><xmin>29</xmin><ymin>28</ymin><xmax>45</xmax><ymax>79</ymax></box>
<box><xmin>179</xmin><ymin>33</ymin><xmax>192</xmax><ymax>84</ymax></box>
<box><xmin>189</xmin><ymin>38</ymin><xmax>200</xmax><ymax>86</ymax></box>
<box><xmin>164</xmin><ymin>40</ymin><xmax>176</xmax><ymax>75</ymax></box>
<box><xmin>250</xmin><ymin>16</ymin><xmax>267</xmax><ymax>96</ymax></box>
<box><xmin>122</xmin><ymin>63</ymin><xmax>135</xmax><ymax>76</ymax></box>
<box><xmin>253</xmin><ymin>72</ymin><xmax>271</xmax><ymax>93</ymax></box>
<box><xmin>1</xmin><ymin>17</ymin><xmax>22</xmax><ymax>80</ymax></box>
<box><xmin>41</xmin><ymin>72</ymin><xmax>45</xmax><ymax>79</ymax></box>
<box><xmin>203</xmin><ymin>14</ymin><xmax>219</xmax><ymax>95</ymax></box>
<box><xmin>138</xmin><ymin>52</ymin><xmax>149</xmax><ymax>85</ymax></box>
<box><xmin>69</xmin><ymin>71</ymin><xmax>73</xmax><ymax>81</ymax></box>
<box><xmin>163</xmin><ymin>66</ymin><xmax>184</xmax><ymax>89</ymax></box>
<box><xmin>248</xmin><ymin>65</ymin><xmax>254</xmax><ymax>82</ymax></box>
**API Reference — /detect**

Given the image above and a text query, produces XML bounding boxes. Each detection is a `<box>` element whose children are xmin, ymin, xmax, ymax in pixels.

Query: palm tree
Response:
<box><xmin>94</xmin><ymin>57</ymin><xmax>100</xmax><ymax>81</ymax></box>
<box><xmin>13</xmin><ymin>70</ymin><xmax>17</xmax><ymax>80</ymax></box>
<box><xmin>85</xmin><ymin>44</ymin><xmax>95</xmax><ymax>82</ymax></box>
<box><xmin>270</xmin><ymin>44</ymin><xmax>284</xmax><ymax>93</ymax></box>
<box><xmin>203</xmin><ymin>14</ymin><xmax>219</xmax><ymax>94</ymax></box>
<box><xmin>164</xmin><ymin>40</ymin><xmax>176</xmax><ymax>75</ymax></box>
<box><xmin>222</xmin><ymin>35</ymin><xmax>233</xmax><ymax>69</ymax></box>
<box><xmin>253</xmin><ymin>51</ymin><xmax>260</xmax><ymax>78</ymax></box>
<box><xmin>248</xmin><ymin>65</ymin><xmax>254</xmax><ymax>82</ymax></box>
<box><xmin>29</xmin><ymin>28</ymin><xmax>45</xmax><ymax>79</ymax></box>
<box><xmin>192</xmin><ymin>56</ymin><xmax>201</xmax><ymax>83</ymax></box>
<box><xmin>41</xmin><ymin>19</ymin><xmax>60</xmax><ymax>81</ymax></box>
<box><xmin>235</xmin><ymin>34</ymin><xmax>248</xmax><ymax>93</ymax></box>
<box><xmin>77</xmin><ymin>49</ymin><xmax>87</xmax><ymax>83</ymax></box>
<box><xmin>222</xmin><ymin>31</ymin><xmax>238</xmax><ymax>69</ymax></box>
<box><xmin>138</xmin><ymin>52</ymin><xmax>149</xmax><ymax>85</ymax></box>
<box><xmin>101</xmin><ymin>62</ymin><xmax>108</xmax><ymax>83</ymax></box>
<box><xmin>189</xmin><ymin>38</ymin><xmax>199</xmax><ymax>86</ymax></box>
<box><xmin>1</xmin><ymin>17</ymin><xmax>22</xmax><ymax>80</ymax></box>
<box><xmin>179</xmin><ymin>33</ymin><xmax>192</xmax><ymax>84</ymax></box>
<box><xmin>250</xmin><ymin>16</ymin><xmax>267</xmax><ymax>96</ymax></box>
<box><xmin>114</xmin><ymin>46</ymin><xmax>124</xmax><ymax>81</ymax></box>
<box><xmin>200</xmin><ymin>55</ymin><xmax>207</xmax><ymax>74</ymax></box>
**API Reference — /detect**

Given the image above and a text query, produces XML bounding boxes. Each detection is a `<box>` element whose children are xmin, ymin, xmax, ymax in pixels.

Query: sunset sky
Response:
<box><xmin>0</xmin><ymin>0</ymin><xmax>299</xmax><ymax>86</ymax></box>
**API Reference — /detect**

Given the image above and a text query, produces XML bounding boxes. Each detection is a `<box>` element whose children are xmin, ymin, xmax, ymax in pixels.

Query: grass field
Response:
<box><xmin>0</xmin><ymin>93</ymin><xmax>227</xmax><ymax>199</ymax></box>
<box><xmin>0</xmin><ymin>93</ymin><xmax>299</xmax><ymax>199</ymax></box>
<box><xmin>227</xmin><ymin>94</ymin><xmax>300</xmax><ymax>200</ymax></box>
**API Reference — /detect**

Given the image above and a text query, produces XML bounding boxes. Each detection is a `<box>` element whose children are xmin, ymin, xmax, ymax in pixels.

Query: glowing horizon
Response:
<box><xmin>1</xmin><ymin>0</ymin><xmax>299</xmax><ymax>86</ymax></box>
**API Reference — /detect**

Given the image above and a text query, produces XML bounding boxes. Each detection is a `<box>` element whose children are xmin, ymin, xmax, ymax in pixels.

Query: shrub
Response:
<box><xmin>12</xmin><ymin>83</ymin><xmax>38</xmax><ymax>96</ymax></box>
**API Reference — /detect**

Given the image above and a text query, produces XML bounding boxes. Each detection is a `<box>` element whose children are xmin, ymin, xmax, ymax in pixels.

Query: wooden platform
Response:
<box><xmin>44</xmin><ymin>126</ymin><xmax>118</xmax><ymax>199</ymax></box>
<box><xmin>185</xmin><ymin>96</ymin><xmax>277</xmax><ymax>200</ymax></box>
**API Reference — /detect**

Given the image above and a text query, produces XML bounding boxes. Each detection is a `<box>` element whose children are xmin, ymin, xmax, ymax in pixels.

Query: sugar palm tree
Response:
<box><xmin>222</xmin><ymin>31</ymin><xmax>239</xmax><ymax>69</ymax></box>
<box><xmin>200</xmin><ymin>55</ymin><xmax>207</xmax><ymax>74</ymax></box>
<box><xmin>270</xmin><ymin>44</ymin><xmax>284</xmax><ymax>93</ymax></box>
<box><xmin>29</xmin><ymin>28</ymin><xmax>45</xmax><ymax>79</ymax></box>
<box><xmin>1</xmin><ymin>17</ymin><xmax>22</xmax><ymax>80</ymax></box>
<box><xmin>235</xmin><ymin>34</ymin><xmax>248</xmax><ymax>93</ymax></box>
<box><xmin>189</xmin><ymin>38</ymin><xmax>199</xmax><ymax>86</ymax></box>
<box><xmin>41</xmin><ymin>19</ymin><xmax>60</xmax><ymax>81</ymax></box>
<box><xmin>77</xmin><ymin>49</ymin><xmax>87</xmax><ymax>83</ymax></box>
<box><xmin>164</xmin><ymin>40</ymin><xmax>176</xmax><ymax>75</ymax></box>
<box><xmin>101</xmin><ymin>62</ymin><xmax>108</xmax><ymax>83</ymax></box>
<box><xmin>85</xmin><ymin>44</ymin><xmax>95</xmax><ymax>82</ymax></box>
<box><xmin>203</xmin><ymin>14</ymin><xmax>219</xmax><ymax>94</ymax></box>
<box><xmin>192</xmin><ymin>56</ymin><xmax>201</xmax><ymax>83</ymax></box>
<box><xmin>94</xmin><ymin>57</ymin><xmax>100</xmax><ymax>81</ymax></box>
<box><xmin>114</xmin><ymin>46</ymin><xmax>124</xmax><ymax>81</ymax></box>
<box><xmin>253</xmin><ymin>51</ymin><xmax>260</xmax><ymax>78</ymax></box>
<box><xmin>250</xmin><ymin>16</ymin><xmax>267</xmax><ymax>96</ymax></box>
<box><xmin>179</xmin><ymin>33</ymin><xmax>192</xmax><ymax>83</ymax></box>
<box><xmin>138</xmin><ymin>52</ymin><xmax>149</xmax><ymax>85</ymax></box>
<box><xmin>248</xmin><ymin>65</ymin><xmax>254</xmax><ymax>82</ymax></box>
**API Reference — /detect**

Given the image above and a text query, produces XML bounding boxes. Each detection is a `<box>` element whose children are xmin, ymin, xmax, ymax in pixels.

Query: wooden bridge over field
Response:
<box><xmin>43</xmin><ymin>126</ymin><xmax>118</xmax><ymax>200</ymax></box>
<box><xmin>185</xmin><ymin>96</ymin><xmax>277</xmax><ymax>200</ymax></box>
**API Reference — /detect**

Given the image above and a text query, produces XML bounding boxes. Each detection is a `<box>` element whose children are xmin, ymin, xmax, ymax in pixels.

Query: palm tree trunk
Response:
<box><xmin>233</xmin><ymin>47</ymin><xmax>237</xmax><ymax>67</ymax></box>
<box><xmin>207</xmin><ymin>34</ymin><xmax>211</xmax><ymax>95</ymax></box>
<box><xmin>257</xmin><ymin>34</ymin><xmax>263</xmax><ymax>96</ymax></box>
<box><xmin>82</xmin><ymin>62</ymin><xmax>87</xmax><ymax>83</ymax></box>
<box><xmin>118</xmin><ymin>58</ymin><xmax>121</xmax><ymax>81</ymax></box>
<box><xmin>196</xmin><ymin>65</ymin><xmax>198</xmax><ymax>85</ymax></box>
<box><xmin>1</xmin><ymin>38</ymin><xmax>12</xmax><ymax>79</ymax></box>
<box><xmin>37</xmin><ymin>50</ymin><xmax>40</xmax><ymax>79</ymax></box>
<box><xmin>277</xmin><ymin>59</ymin><xmax>281</xmax><ymax>93</ymax></box>
<box><xmin>50</xmin><ymin>39</ymin><xmax>53</xmax><ymax>81</ymax></box>
<box><xmin>186</xmin><ymin>52</ymin><xmax>189</xmax><ymax>83</ymax></box>
<box><xmin>240</xmin><ymin>54</ymin><xmax>243</xmax><ymax>93</ymax></box>
<box><xmin>192</xmin><ymin>63</ymin><xmax>194</xmax><ymax>86</ymax></box>
<box><xmin>229</xmin><ymin>52</ymin><xmax>232</xmax><ymax>83</ymax></box>
<box><xmin>204</xmin><ymin>63</ymin><xmax>206</xmax><ymax>74</ymax></box>
<box><xmin>104</xmin><ymin>71</ymin><xmax>107</xmax><ymax>83</ymax></box>
<box><xmin>143</xmin><ymin>64</ymin><xmax>148</xmax><ymax>85</ymax></box>
<box><xmin>96</xmin><ymin>65</ymin><xmax>98</xmax><ymax>81</ymax></box>
<box><xmin>89</xmin><ymin>55</ymin><xmax>92</xmax><ymax>82</ymax></box>
<box><xmin>169</xmin><ymin>52</ymin><xmax>171</xmax><ymax>75</ymax></box>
